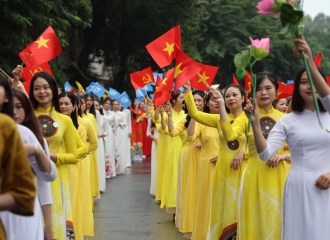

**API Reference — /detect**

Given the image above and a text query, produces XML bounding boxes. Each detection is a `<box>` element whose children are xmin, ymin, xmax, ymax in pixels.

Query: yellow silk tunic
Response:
<box><xmin>149</xmin><ymin>107</ymin><xmax>167</xmax><ymax>202</ymax></box>
<box><xmin>160</xmin><ymin>109</ymin><xmax>186</xmax><ymax>209</ymax></box>
<box><xmin>220</xmin><ymin>107</ymin><xmax>291</xmax><ymax>240</ymax></box>
<box><xmin>68</xmin><ymin>130</ymin><xmax>87</xmax><ymax>240</ymax></box>
<box><xmin>35</xmin><ymin>107</ymin><xmax>78</xmax><ymax>240</ymax></box>
<box><xmin>184</xmin><ymin>91</ymin><xmax>247</xmax><ymax>240</ymax></box>
<box><xmin>0</xmin><ymin>114</ymin><xmax>36</xmax><ymax>240</ymax></box>
<box><xmin>170</xmin><ymin>115</ymin><xmax>201</xmax><ymax>234</ymax></box>
<box><xmin>77</xmin><ymin>116</ymin><xmax>98</xmax><ymax>236</ymax></box>
<box><xmin>83</xmin><ymin>113</ymin><xmax>100</xmax><ymax>199</ymax></box>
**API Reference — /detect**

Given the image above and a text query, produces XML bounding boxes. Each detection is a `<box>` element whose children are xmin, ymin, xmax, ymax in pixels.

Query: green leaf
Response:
<box><xmin>278</xmin><ymin>22</ymin><xmax>297</xmax><ymax>39</ymax></box>
<box><xmin>280</xmin><ymin>3</ymin><xmax>304</xmax><ymax>27</ymax></box>
<box><xmin>249</xmin><ymin>45</ymin><xmax>269</xmax><ymax>60</ymax></box>
<box><xmin>234</xmin><ymin>49</ymin><xmax>251</xmax><ymax>70</ymax></box>
<box><xmin>235</xmin><ymin>68</ymin><xmax>246</xmax><ymax>79</ymax></box>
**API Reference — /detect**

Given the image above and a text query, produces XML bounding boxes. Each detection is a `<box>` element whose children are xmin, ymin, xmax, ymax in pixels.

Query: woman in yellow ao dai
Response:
<box><xmin>30</xmin><ymin>72</ymin><xmax>78</xmax><ymax>240</ymax></box>
<box><xmin>219</xmin><ymin>72</ymin><xmax>291</xmax><ymax>240</ymax></box>
<box><xmin>165</xmin><ymin>91</ymin><xmax>205</xmax><ymax>236</ymax></box>
<box><xmin>159</xmin><ymin>91</ymin><xmax>186</xmax><ymax>212</ymax></box>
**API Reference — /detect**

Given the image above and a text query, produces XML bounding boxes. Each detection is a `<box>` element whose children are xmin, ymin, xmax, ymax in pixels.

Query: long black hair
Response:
<box><xmin>58</xmin><ymin>92</ymin><xmax>79</xmax><ymax>129</ymax></box>
<box><xmin>13</xmin><ymin>89</ymin><xmax>44</xmax><ymax>148</ymax></box>
<box><xmin>0</xmin><ymin>71</ymin><xmax>14</xmax><ymax>117</ymax></box>
<box><xmin>84</xmin><ymin>93</ymin><xmax>96</xmax><ymax>117</ymax></box>
<box><xmin>29</xmin><ymin>71</ymin><xmax>60</xmax><ymax>112</ymax></box>
<box><xmin>185</xmin><ymin>90</ymin><xmax>206</xmax><ymax>128</ymax></box>
<box><xmin>223</xmin><ymin>84</ymin><xmax>246</xmax><ymax>113</ymax></box>
<box><xmin>291</xmin><ymin>67</ymin><xmax>327</xmax><ymax>113</ymax></box>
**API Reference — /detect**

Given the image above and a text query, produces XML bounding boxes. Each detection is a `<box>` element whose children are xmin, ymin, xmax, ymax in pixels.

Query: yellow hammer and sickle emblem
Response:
<box><xmin>142</xmin><ymin>74</ymin><xmax>153</xmax><ymax>84</ymax></box>
<box><xmin>34</xmin><ymin>67</ymin><xmax>43</xmax><ymax>74</ymax></box>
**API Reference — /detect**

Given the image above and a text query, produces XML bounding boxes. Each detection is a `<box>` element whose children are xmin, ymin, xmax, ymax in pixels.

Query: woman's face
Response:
<box><xmin>0</xmin><ymin>85</ymin><xmax>8</xmax><ymax>112</ymax></box>
<box><xmin>13</xmin><ymin>96</ymin><xmax>25</xmax><ymax>124</ymax></box>
<box><xmin>275</xmin><ymin>98</ymin><xmax>288</xmax><ymax>113</ymax></box>
<box><xmin>208</xmin><ymin>93</ymin><xmax>220</xmax><ymax>114</ymax></box>
<box><xmin>59</xmin><ymin>96</ymin><xmax>74</xmax><ymax>116</ymax></box>
<box><xmin>80</xmin><ymin>99</ymin><xmax>86</xmax><ymax>112</ymax></box>
<box><xmin>103</xmin><ymin>100</ymin><xmax>111</xmax><ymax>110</ymax></box>
<box><xmin>173</xmin><ymin>93</ymin><xmax>184</xmax><ymax>107</ymax></box>
<box><xmin>299</xmin><ymin>71</ymin><xmax>317</xmax><ymax>104</ymax></box>
<box><xmin>194</xmin><ymin>94</ymin><xmax>205</xmax><ymax>111</ymax></box>
<box><xmin>256</xmin><ymin>78</ymin><xmax>277</xmax><ymax>109</ymax></box>
<box><xmin>94</xmin><ymin>100</ymin><xmax>101</xmax><ymax>110</ymax></box>
<box><xmin>33</xmin><ymin>77</ymin><xmax>53</xmax><ymax>108</ymax></box>
<box><xmin>112</xmin><ymin>101</ymin><xmax>119</xmax><ymax>111</ymax></box>
<box><xmin>224</xmin><ymin>87</ymin><xmax>244</xmax><ymax>111</ymax></box>
<box><xmin>85</xmin><ymin>96</ymin><xmax>93</xmax><ymax>109</ymax></box>
<box><xmin>139</xmin><ymin>102</ymin><xmax>145</xmax><ymax>109</ymax></box>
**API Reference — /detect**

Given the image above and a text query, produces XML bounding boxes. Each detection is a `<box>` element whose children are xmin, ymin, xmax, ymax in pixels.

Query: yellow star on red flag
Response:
<box><xmin>197</xmin><ymin>72</ymin><xmax>210</xmax><ymax>83</ymax></box>
<box><xmin>35</xmin><ymin>36</ymin><xmax>50</xmax><ymax>48</ymax></box>
<box><xmin>162</xmin><ymin>42</ymin><xmax>175</xmax><ymax>56</ymax></box>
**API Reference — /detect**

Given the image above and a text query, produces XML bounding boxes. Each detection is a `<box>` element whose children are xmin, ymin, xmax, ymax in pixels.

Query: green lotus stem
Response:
<box><xmin>301</xmin><ymin>51</ymin><xmax>323</xmax><ymax>128</ymax></box>
<box><xmin>296</xmin><ymin>22</ymin><xmax>323</xmax><ymax>127</ymax></box>
<box><xmin>246</xmin><ymin>65</ymin><xmax>257</xmax><ymax>151</ymax></box>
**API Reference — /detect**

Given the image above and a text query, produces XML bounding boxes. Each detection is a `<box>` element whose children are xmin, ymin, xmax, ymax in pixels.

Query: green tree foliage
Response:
<box><xmin>0</xmin><ymin>0</ymin><xmax>92</xmax><ymax>84</ymax></box>
<box><xmin>0</xmin><ymin>0</ymin><xmax>329</xmax><ymax>94</ymax></box>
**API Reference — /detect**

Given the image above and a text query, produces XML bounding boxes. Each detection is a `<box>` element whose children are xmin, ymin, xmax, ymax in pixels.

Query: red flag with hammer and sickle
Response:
<box><xmin>130</xmin><ymin>66</ymin><xmax>154</xmax><ymax>90</ymax></box>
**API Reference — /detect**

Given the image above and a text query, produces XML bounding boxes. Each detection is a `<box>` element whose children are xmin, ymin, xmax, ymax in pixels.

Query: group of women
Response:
<box><xmin>0</xmin><ymin>63</ymin><xmax>150</xmax><ymax>239</ymax></box>
<box><xmin>147</xmin><ymin>37</ymin><xmax>330</xmax><ymax>240</ymax></box>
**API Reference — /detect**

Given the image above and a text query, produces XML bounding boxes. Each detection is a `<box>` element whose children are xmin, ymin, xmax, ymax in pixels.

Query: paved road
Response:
<box><xmin>91</xmin><ymin>157</ymin><xmax>185</xmax><ymax>240</ymax></box>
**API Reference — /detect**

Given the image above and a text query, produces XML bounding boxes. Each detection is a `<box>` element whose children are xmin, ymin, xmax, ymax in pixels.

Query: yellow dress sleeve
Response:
<box><xmin>86</xmin><ymin>119</ymin><xmax>98</xmax><ymax>154</ymax></box>
<box><xmin>220</xmin><ymin>114</ymin><xmax>247</xmax><ymax>142</ymax></box>
<box><xmin>56</xmin><ymin>116</ymin><xmax>78</xmax><ymax>165</ymax></box>
<box><xmin>186</xmin><ymin>122</ymin><xmax>202</xmax><ymax>142</ymax></box>
<box><xmin>0</xmin><ymin>115</ymin><xmax>35</xmax><ymax>216</ymax></box>
<box><xmin>184</xmin><ymin>91</ymin><xmax>219</xmax><ymax>128</ymax></box>
<box><xmin>149</xmin><ymin>107</ymin><xmax>161</xmax><ymax>123</ymax></box>
<box><xmin>159</xmin><ymin>113</ymin><xmax>169</xmax><ymax>135</ymax></box>
<box><xmin>169</xmin><ymin>118</ymin><xmax>186</xmax><ymax>137</ymax></box>
<box><xmin>75</xmin><ymin>130</ymin><xmax>87</xmax><ymax>161</ymax></box>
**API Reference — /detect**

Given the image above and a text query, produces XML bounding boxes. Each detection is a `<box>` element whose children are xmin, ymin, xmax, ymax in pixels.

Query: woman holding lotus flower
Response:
<box><xmin>246</xmin><ymin>37</ymin><xmax>330</xmax><ymax>239</ymax></box>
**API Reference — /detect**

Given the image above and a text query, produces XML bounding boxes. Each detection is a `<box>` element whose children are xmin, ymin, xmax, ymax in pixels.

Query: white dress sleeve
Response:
<box><xmin>17</xmin><ymin>125</ymin><xmax>57</xmax><ymax>182</ymax></box>
<box><xmin>258</xmin><ymin>119</ymin><xmax>287</xmax><ymax>161</ymax></box>
<box><xmin>37</xmin><ymin>178</ymin><xmax>52</xmax><ymax>205</ymax></box>
<box><xmin>126</xmin><ymin>109</ymin><xmax>132</xmax><ymax>134</ymax></box>
<box><xmin>319</xmin><ymin>94</ymin><xmax>330</xmax><ymax>113</ymax></box>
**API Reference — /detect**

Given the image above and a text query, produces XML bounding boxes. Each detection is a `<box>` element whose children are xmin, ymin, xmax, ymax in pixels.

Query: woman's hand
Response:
<box><xmin>293</xmin><ymin>36</ymin><xmax>313</xmax><ymax>61</ymax></box>
<box><xmin>210</xmin><ymin>156</ymin><xmax>218</xmax><ymax>164</ymax></box>
<box><xmin>193</xmin><ymin>142</ymin><xmax>201</xmax><ymax>148</ymax></box>
<box><xmin>230</xmin><ymin>150</ymin><xmax>244</xmax><ymax>170</ymax></box>
<box><xmin>243</xmin><ymin>98</ymin><xmax>260</xmax><ymax>123</ymax></box>
<box><xmin>266</xmin><ymin>154</ymin><xmax>287</xmax><ymax>168</ymax></box>
<box><xmin>209</xmin><ymin>88</ymin><xmax>224</xmax><ymax>105</ymax></box>
<box><xmin>182</xmin><ymin>81</ymin><xmax>192</xmax><ymax>94</ymax></box>
<box><xmin>315</xmin><ymin>172</ymin><xmax>330</xmax><ymax>190</ymax></box>
<box><xmin>146</xmin><ymin>97</ymin><xmax>154</xmax><ymax>107</ymax></box>
<box><xmin>165</xmin><ymin>102</ymin><xmax>172</xmax><ymax>116</ymax></box>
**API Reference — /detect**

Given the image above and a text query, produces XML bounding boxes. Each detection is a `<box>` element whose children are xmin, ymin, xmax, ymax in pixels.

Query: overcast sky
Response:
<box><xmin>303</xmin><ymin>0</ymin><xmax>330</xmax><ymax>18</ymax></box>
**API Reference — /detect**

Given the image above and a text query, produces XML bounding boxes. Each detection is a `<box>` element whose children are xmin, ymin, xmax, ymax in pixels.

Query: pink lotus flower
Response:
<box><xmin>256</xmin><ymin>0</ymin><xmax>276</xmax><ymax>14</ymax></box>
<box><xmin>249</xmin><ymin>37</ymin><xmax>270</xmax><ymax>51</ymax></box>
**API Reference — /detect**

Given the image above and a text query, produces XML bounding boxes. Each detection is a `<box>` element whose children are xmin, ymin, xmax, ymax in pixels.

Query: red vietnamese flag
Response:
<box><xmin>314</xmin><ymin>52</ymin><xmax>322</xmax><ymax>67</ymax></box>
<box><xmin>21</xmin><ymin>62</ymin><xmax>53</xmax><ymax>95</ymax></box>
<box><xmin>145</xmin><ymin>26</ymin><xmax>181</xmax><ymax>68</ymax></box>
<box><xmin>157</xmin><ymin>68</ymin><xmax>174</xmax><ymax>92</ymax></box>
<box><xmin>154</xmin><ymin>76</ymin><xmax>170</xmax><ymax>108</ymax></box>
<box><xmin>173</xmin><ymin>49</ymin><xmax>202</xmax><ymax>91</ymax></box>
<box><xmin>19</xmin><ymin>42</ymin><xmax>38</xmax><ymax>67</ymax></box>
<box><xmin>244</xmin><ymin>70</ymin><xmax>252</xmax><ymax>93</ymax></box>
<box><xmin>326</xmin><ymin>76</ymin><xmax>330</xmax><ymax>87</ymax></box>
<box><xmin>190</xmin><ymin>63</ymin><xmax>218</xmax><ymax>91</ymax></box>
<box><xmin>20</xmin><ymin>26</ymin><xmax>62</xmax><ymax>65</ymax></box>
<box><xmin>130</xmin><ymin>66</ymin><xmax>154</xmax><ymax>90</ymax></box>
<box><xmin>277</xmin><ymin>81</ymin><xmax>293</xmax><ymax>99</ymax></box>
<box><xmin>232</xmin><ymin>74</ymin><xmax>240</xmax><ymax>85</ymax></box>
